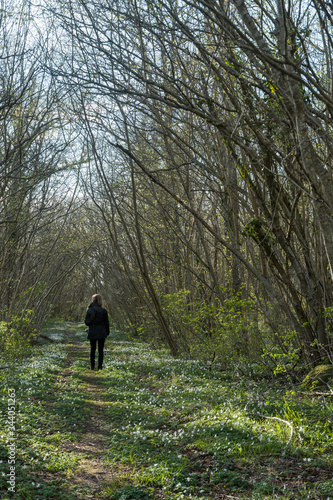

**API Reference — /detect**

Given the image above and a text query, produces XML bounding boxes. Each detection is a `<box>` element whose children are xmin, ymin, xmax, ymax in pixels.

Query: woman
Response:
<box><xmin>85</xmin><ymin>294</ymin><xmax>110</xmax><ymax>370</ymax></box>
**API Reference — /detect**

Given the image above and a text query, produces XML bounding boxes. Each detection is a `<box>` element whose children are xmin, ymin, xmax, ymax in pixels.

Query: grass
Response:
<box><xmin>0</xmin><ymin>322</ymin><xmax>333</xmax><ymax>499</ymax></box>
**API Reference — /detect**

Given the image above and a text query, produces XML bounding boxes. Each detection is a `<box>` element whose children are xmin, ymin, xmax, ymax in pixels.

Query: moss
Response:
<box><xmin>300</xmin><ymin>364</ymin><xmax>333</xmax><ymax>391</ymax></box>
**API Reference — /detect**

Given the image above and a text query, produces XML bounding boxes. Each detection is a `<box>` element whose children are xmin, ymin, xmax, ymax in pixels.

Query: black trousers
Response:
<box><xmin>90</xmin><ymin>338</ymin><xmax>105</xmax><ymax>369</ymax></box>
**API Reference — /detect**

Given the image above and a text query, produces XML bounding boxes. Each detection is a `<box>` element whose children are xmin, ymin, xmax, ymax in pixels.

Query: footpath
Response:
<box><xmin>1</xmin><ymin>324</ymin><xmax>333</xmax><ymax>499</ymax></box>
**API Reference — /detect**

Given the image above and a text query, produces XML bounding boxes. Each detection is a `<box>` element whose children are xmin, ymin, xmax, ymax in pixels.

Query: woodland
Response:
<box><xmin>2</xmin><ymin>2</ymin><xmax>333</xmax><ymax>499</ymax></box>
<box><xmin>2</xmin><ymin>0</ymin><xmax>333</xmax><ymax>374</ymax></box>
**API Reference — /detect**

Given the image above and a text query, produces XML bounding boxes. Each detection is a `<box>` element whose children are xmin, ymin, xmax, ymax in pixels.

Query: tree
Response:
<box><xmin>0</xmin><ymin>1</ymin><xmax>90</xmax><ymax>339</ymax></box>
<box><xmin>44</xmin><ymin>0</ymin><xmax>333</xmax><ymax>365</ymax></box>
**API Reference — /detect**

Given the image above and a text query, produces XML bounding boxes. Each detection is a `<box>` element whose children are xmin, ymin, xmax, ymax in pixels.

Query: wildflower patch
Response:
<box><xmin>0</xmin><ymin>323</ymin><xmax>333</xmax><ymax>499</ymax></box>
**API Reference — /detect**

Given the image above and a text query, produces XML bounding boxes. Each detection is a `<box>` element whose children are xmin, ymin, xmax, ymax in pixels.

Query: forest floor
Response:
<box><xmin>0</xmin><ymin>323</ymin><xmax>333</xmax><ymax>500</ymax></box>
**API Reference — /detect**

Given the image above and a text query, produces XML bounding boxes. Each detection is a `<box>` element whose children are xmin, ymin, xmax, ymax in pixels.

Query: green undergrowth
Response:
<box><xmin>98</xmin><ymin>341</ymin><xmax>333</xmax><ymax>500</ymax></box>
<box><xmin>0</xmin><ymin>323</ymin><xmax>333</xmax><ymax>499</ymax></box>
<box><xmin>0</xmin><ymin>322</ymin><xmax>89</xmax><ymax>499</ymax></box>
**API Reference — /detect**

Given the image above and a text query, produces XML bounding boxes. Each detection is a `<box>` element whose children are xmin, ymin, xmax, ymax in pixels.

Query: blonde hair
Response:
<box><xmin>92</xmin><ymin>294</ymin><xmax>102</xmax><ymax>306</ymax></box>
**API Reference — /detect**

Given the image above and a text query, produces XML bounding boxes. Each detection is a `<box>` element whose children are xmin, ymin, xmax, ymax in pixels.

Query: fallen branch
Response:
<box><xmin>0</xmin><ymin>366</ymin><xmax>11</xmax><ymax>370</ymax></box>
<box><xmin>259</xmin><ymin>414</ymin><xmax>295</xmax><ymax>456</ymax></box>
<box><xmin>317</xmin><ymin>377</ymin><xmax>333</xmax><ymax>395</ymax></box>
<box><xmin>300</xmin><ymin>391</ymin><xmax>333</xmax><ymax>396</ymax></box>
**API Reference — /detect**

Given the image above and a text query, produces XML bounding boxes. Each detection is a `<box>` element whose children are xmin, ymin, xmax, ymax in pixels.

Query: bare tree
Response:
<box><xmin>42</xmin><ymin>0</ymin><xmax>333</xmax><ymax>364</ymax></box>
<box><xmin>0</xmin><ymin>1</ymin><xmax>92</xmax><ymax>339</ymax></box>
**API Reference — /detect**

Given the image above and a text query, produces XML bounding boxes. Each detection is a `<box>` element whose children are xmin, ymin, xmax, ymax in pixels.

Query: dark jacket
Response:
<box><xmin>85</xmin><ymin>303</ymin><xmax>110</xmax><ymax>340</ymax></box>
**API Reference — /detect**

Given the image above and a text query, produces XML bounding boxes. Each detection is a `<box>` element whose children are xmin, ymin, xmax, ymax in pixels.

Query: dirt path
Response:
<box><xmin>60</xmin><ymin>332</ymin><xmax>120</xmax><ymax>499</ymax></box>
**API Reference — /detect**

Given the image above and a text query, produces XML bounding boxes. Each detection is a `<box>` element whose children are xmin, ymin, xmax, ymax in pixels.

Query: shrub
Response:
<box><xmin>0</xmin><ymin>310</ymin><xmax>38</xmax><ymax>361</ymax></box>
<box><xmin>160</xmin><ymin>288</ymin><xmax>260</xmax><ymax>364</ymax></box>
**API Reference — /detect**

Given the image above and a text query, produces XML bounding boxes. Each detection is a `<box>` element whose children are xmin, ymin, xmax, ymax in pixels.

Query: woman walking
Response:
<box><xmin>85</xmin><ymin>294</ymin><xmax>110</xmax><ymax>370</ymax></box>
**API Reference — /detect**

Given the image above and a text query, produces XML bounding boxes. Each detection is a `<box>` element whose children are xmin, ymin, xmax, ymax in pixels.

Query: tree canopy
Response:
<box><xmin>1</xmin><ymin>0</ymin><xmax>333</xmax><ymax>369</ymax></box>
